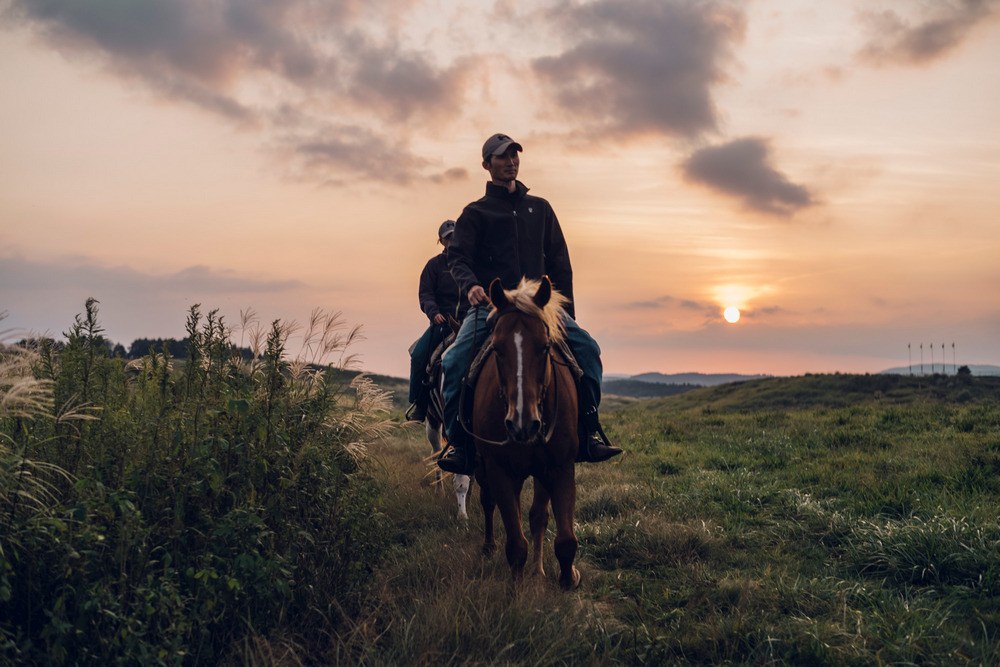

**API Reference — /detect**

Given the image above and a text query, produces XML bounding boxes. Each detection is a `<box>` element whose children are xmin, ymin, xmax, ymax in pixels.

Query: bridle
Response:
<box><xmin>460</xmin><ymin>307</ymin><xmax>568</xmax><ymax>447</ymax></box>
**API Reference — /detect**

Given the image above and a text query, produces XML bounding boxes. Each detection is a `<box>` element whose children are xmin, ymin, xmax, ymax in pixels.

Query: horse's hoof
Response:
<box><xmin>561</xmin><ymin>566</ymin><xmax>581</xmax><ymax>591</ymax></box>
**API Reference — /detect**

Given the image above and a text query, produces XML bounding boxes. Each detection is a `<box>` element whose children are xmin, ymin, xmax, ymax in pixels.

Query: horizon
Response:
<box><xmin>2</xmin><ymin>2</ymin><xmax>999</xmax><ymax>378</ymax></box>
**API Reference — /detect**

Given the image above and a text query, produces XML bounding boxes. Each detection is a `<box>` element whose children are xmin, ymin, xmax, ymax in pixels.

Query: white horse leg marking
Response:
<box><xmin>454</xmin><ymin>473</ymin><xmax>471</xmax><ymax>521</ymax></box>
<box><xmin>514</xmin><ymin>330</ymin><xmax>524</xmax><ymax>431</ymax></box>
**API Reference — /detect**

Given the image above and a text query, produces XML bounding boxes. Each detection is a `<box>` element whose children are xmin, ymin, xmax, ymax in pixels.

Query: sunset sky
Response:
<box><xmin>2</xmin><ymin>0</ymin><xmax>998</xmax><ymax>378</ymax></box>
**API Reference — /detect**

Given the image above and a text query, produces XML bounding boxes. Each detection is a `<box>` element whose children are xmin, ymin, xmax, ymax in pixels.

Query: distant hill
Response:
<box><xmin>879</xmin><ymin>364</ymin><xmax>1000</xmax><ymax>377</ymax></box>
<box><xmin>602</xmin><ymin>379</ymin><xmax>700</xmax><ymax>399</ymax></box>
<box><xmin>630</xmin><ymin>371</ymin><xmax>771</xmax><ymax>386</ymax></box>
<box><xmin>602</xmin><ymin>372</ymin><xmax>770</xmax><ymax>398</ymax></box>
<box><xmin>650</xmin><ymin>373</ymin><xmax>1000</xmax><ymax>412</ymax></box>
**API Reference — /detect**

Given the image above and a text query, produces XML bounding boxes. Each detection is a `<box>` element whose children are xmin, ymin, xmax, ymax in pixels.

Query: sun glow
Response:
<box><xmin>723</xmin><ymin>306</ymin><xmax>741</xmax><ymax>324</ymax></box>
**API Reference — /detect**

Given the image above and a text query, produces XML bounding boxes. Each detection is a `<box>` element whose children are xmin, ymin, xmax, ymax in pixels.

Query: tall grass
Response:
<box><xmin>339</xmin><ymin>376</ymin><xmax>1000</xmax><ymax>665</ymax></box>
<box><xmin>0</xmin><ymin>302</ymin><xmax>394</xmax><ymax>665</ymax></box>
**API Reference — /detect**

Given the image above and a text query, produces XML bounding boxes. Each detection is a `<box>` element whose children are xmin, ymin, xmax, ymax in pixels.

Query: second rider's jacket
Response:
<box><xmin>448</xmin><ymin>180</ymin><xmax>575</xmax><ymax>319</ymax></box>
<box><xmin>418</xmin><ymin>249</ymin><xmax>468</xmax><ymax>324</ymax></box>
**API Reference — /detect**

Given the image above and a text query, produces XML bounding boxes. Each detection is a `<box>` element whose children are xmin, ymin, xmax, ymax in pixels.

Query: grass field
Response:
<box><xmin>4</xmin><ymin>311</ymin><xmax>997</xmax><ymax>667</ymax></box>
<box><xmin>336</xmin><ymin>373</ymin><xmax>1000</xmax><ymax>665</ymax></box>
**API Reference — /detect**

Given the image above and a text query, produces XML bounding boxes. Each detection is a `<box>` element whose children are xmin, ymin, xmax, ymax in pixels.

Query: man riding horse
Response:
<box><xmin>405</xmin><ymin>219</ymin><xmax>468</xmax><ymax>423</ymax></box>
<box><xmin>438</xmin><ymin>133</ymin><xmax>622</xmax><ymax>475</ymax></box>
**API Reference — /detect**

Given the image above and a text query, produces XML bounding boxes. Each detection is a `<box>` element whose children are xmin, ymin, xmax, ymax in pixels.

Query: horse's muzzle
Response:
<box><xmin>504</xmin><ymin>417</ymin><xmax>542</xmax><ymax>445</ymax></box>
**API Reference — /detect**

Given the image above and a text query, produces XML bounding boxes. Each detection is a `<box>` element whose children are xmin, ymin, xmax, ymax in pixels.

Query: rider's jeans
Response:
<box><xmin>441</xmin><ymin>306</ymin><xmax>603</xmax><ymax>446</ymax></box>
<box><xmin>408</xmin><ymin>322</ymin><xmax>448</xmax><ymax>404</ymax></box>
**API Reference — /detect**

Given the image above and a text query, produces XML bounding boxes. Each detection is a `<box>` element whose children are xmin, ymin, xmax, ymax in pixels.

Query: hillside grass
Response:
<box><xmin>343</xmin><ymin>374</ymin><xmax>1000</xmax><ymax>665</ymax></box>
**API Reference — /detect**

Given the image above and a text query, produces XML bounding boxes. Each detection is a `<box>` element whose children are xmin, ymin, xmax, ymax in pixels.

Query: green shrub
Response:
<box><xmin>0</xmin><ymin>303</ymin><xmax>393</xmax><ymax>664</ymax></box>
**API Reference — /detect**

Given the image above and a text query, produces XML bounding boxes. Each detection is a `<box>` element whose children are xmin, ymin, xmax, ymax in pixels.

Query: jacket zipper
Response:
<box><xmin>512</xmin><ymin>206</ymin><xmax>521</xmax><ymax>279</ymax></box>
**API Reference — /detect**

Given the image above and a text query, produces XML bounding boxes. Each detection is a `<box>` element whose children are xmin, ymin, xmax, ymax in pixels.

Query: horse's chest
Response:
<box><xmin>490</xmin><ymin>446</ymin><xmax>552</xmax><ymax>480</ymax></box>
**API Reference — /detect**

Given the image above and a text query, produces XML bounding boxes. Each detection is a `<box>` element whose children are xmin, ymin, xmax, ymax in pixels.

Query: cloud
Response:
<box><xmin>1</xmin><ymin>255</ymin><xmax>303</xmax><ymax>294</ymax></box>
<box><xmin>681</xmin><ymin>137</ymin><xmax>814</xmax><ymax>216</ymax></box>
<box><xmin>857</xmin><ymin>0</ymin><xmax>999</xmax><ymax>66</ymax></box>
<box><xmin>429</xmin><ymin>167</ymin><xmax>469</xmax><ymax>184</ymax></box>
<box><xmin>286</xmin><ymin>124</ymin><xmax>431</xmax><ymax>185</ymax></box>
<box><xmin>9</xmin><ymin>1</ymin><xmax>322</xmax><ymax>91</ymax></box>
<box><xmin>532</xmin><ymin>0</ymin><xmax>745</xmax><ymax>139</ymax></box>
<box><xmin>0</xmin><ymin>254</ymin><xmax>309</xmax><ymax>343</ymax></box>
<box><xmin>344</xmin><ymin>34</ymin><xmax>472</xmax><ymax>122</ymax></box>
<box><xmin>4</xmin><ymin>0</ymin><xmax>469</xmax><ymax>183</ymax></box>
<box><xmin>622</xmin><ymin>295</ymin><xmax>716</xmax><ymax>315</ymax></box>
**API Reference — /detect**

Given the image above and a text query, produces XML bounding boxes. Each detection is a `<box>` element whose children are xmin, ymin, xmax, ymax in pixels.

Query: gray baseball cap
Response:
<box><xmin>481</xmin><ymin>133</ymin><xmax>523</xmax><ymax>161</ymax></box>
<box><xmin>438</xmin><ymin>219</ymin><xmax>456</xmax><ymax>240</ymax></box>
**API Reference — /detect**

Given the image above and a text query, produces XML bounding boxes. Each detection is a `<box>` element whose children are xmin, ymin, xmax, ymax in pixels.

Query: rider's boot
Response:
<box><xmin>577</xmin><ymin>407</ymin><xmax>622</xmax><ymax>463</ymax></box>
<box><xmin>438</xmin><ymin>437</ymin><xmax>476</xmax><ymax>475</ymax></box>
<box><xmin>405</xmin><ymin>382</ymin><xmax>430</xmax><ymax>422</ymax></box>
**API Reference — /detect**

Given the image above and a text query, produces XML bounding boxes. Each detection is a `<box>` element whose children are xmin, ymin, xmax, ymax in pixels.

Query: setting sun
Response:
<box><xmin>724</xmin><ymin>306</ymin><xmax>741</xmax><ymax>324</ymax></box>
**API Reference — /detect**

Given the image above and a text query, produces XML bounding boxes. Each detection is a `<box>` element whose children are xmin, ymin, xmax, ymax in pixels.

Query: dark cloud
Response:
<box><xmin>345</xmin><ymin>34</ymin><xmax>472</xmax><ymax>121</ymax></box>
<box><xmin>533</xmin><ymin>0</ymin><xmax>745</xmax><ymax>139</ymax></box>
<box><xmin>5</xmin><ymin>0</ymin><xmax>468</xmax><ymax>183</ymax></box>
<box><xmin>857</xmin><ymin>0</ymin><xmax>999</xmax><ymax>66</ymax></box>
<box><xmin>9</xmin><ymin>0</ymin><xmax>323</xmax><ymax>90</ymax></box>
<box><xmin>292</xmin><ymin>126</ymin><xmax>430</xmax><ymax>184</ymax></box>
<box><xmin>681</xmin><ymin>137</ymin><xmax>814</xmax><ymax>216</ymax></box>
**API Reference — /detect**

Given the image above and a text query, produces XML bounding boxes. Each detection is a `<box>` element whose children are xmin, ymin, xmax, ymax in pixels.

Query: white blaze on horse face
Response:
<box><xmin>514</xmin><ymin>330</ymin><xmax>525</xmax><ymax>429</ymax></box>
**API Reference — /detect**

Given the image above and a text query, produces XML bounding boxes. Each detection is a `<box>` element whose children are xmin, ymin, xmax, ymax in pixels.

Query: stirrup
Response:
<box><xmin>577</xmin><ymin>428</ymin><xmax>622</xmax><ymax>463</ymax></box>
<box><xmin>438</xmin><ymin>445</ymin><xmax>475</xmax><ymax>475</ymax></box>
<box><xmin>405</xmin><ymin>402</ymin><xmax>426</xmax><ymax>422</ymax></box>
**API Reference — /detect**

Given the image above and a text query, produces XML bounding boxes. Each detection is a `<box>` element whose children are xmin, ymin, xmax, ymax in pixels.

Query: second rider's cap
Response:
<box><xmin>438</xmin><ymin>219</ymin><xmax>456</xmax><ymax>240</ymax></box>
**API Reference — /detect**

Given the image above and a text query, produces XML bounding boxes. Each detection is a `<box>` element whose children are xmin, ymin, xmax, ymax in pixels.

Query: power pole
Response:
<box><xmin>920</xmin><ymin>343</ymin><xmax>924</xmax><ymax>375</ymax></box>
<box><xmin>908</xmin><ymin>343</ymin><xmax>912</xmax><ymax>375</ymax></box>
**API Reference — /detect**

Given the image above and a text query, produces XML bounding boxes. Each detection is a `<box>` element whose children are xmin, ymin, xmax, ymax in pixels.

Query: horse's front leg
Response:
<box><xmin>487</xmin><ymin>465</ymin><xmax>528</xmax><ymax>582</ymax></box>
<box><xmin>528</xmin><ymin>478</ymin><xmax>550</xmax><ymax>578</ymax></box>
<box><xmin>548</xmin><ymin>464</ymin><xmax>580</xmax><ymax>590</ymax></box>
<box><xmin>476</xmin><ymin>468</ymin><xmax>496</xmax><ymax>556</ymax></box>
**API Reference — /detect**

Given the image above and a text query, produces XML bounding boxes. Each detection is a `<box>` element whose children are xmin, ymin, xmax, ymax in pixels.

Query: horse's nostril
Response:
<box><xmin>504</xmin><ymin>419</ymin><xmax>517</xmax><ymax>437</ymax></box>
<box><xmin>527</xmin><ymin>419</ymin><xmax>541</xmax><ymax>439</ymax></box>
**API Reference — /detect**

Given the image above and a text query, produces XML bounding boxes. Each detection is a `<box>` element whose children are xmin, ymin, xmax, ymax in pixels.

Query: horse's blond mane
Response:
<box><xmin>490</xmin><ymin>278</ymin><xmax>569</xmax><ymax>344</ymax></box>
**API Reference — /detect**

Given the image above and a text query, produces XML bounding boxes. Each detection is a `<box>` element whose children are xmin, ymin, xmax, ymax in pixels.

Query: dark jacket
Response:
<box><xmin>448</xmin><ymin>180</ymin><xmax>575</xmax><ymax>318</ymax></box>
<box><xmin>418</xmin><ymin>250</ymin><xmax>467</xmax><ymax>323</ymax></box>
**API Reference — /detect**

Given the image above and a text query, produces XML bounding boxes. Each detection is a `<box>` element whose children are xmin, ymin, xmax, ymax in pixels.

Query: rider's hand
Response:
<box><xmin>432</xmin><ymin>313</ymin><xmax>446</xmax><ymax>325</ymax></box>
<box><xmin>468</xmin><ymin>285</ymin><xmax>488</xmax><ymax>306</ymax></box>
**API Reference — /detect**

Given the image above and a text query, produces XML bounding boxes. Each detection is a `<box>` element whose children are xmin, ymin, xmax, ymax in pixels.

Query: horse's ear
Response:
<box><xmin>533</xmin><ymin>276</ymin><xmax>552</xmax><ymax>309</ymax></box>
<box><xmin>489</xmin><ymin>278</ymin><xmax>508</xmax><ymax>310</ymax></box>
<box><xmin>447</xmin><ymin>314</ymin><xmax>461</xmax><ymax>334</ymax></box>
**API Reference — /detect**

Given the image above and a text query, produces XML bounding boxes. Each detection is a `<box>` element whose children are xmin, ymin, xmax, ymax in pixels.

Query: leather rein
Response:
<box><xmin>460</xmin><ymin>308</ymin><xmax>570</xmax><ymax>447</ymax></box>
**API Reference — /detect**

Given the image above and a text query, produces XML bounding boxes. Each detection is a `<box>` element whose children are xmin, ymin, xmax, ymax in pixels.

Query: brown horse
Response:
<box><xmin>472</xmin><ymin>276</ymin><xmax>581</xmax><ymax>589</ymax></box>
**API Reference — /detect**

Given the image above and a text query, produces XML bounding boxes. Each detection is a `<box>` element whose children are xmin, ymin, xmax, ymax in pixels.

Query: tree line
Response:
<box><xmin>18</xmin><ymin>336</ymin><xmax>254</xmax><ymax>361</ymax></box>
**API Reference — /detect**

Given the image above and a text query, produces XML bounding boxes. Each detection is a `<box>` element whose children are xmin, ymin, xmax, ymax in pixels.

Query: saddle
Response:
<box><xmin>425</xmin><ymin>329</ymin><xmax>457</xmax><ymax>388</ymax></box>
